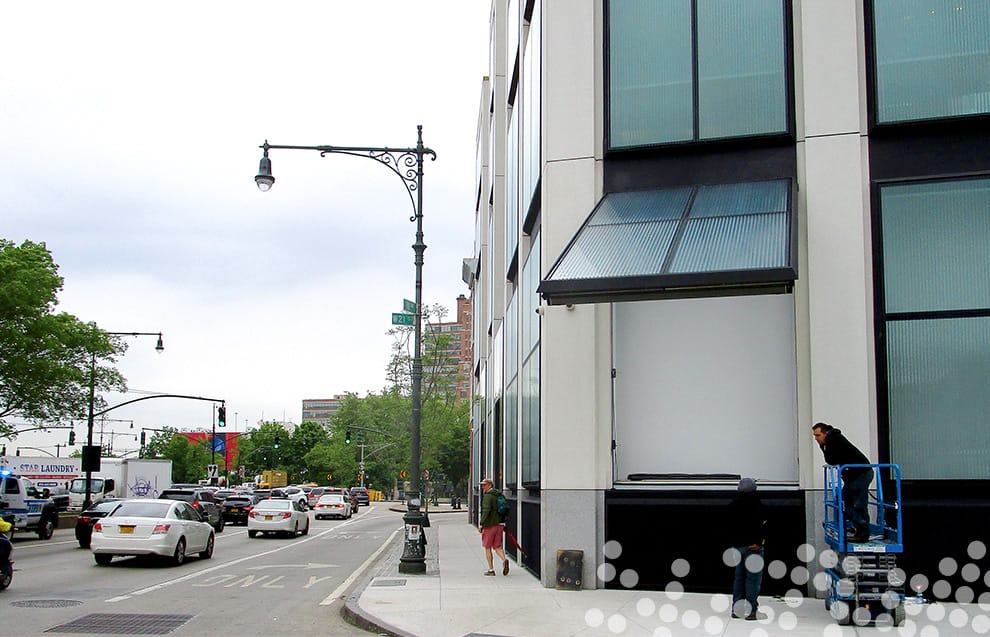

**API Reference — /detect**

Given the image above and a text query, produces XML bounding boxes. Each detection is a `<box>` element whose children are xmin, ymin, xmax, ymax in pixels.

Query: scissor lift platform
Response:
<box><xmin>823</xmin><ymin>463</ymin><xmax>906</xmax><ymax>626</ymax></box>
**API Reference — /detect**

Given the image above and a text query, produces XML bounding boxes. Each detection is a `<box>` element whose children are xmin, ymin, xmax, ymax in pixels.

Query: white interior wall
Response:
<box><xmin>613</xmin><ymin>295</ymin><xmax>799</xmax><ymax>482</ymax></box>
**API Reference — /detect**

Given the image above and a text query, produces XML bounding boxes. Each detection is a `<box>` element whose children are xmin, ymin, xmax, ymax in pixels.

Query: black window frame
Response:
<box><xmin>864</xmin><ymin>0</ymin><xmax>990</xmax><ymax>134</ymax></box>
<box><xmin>604</xmin><ymin>0</ymin><xmax>795</xmax><ymax>155</ymax></box>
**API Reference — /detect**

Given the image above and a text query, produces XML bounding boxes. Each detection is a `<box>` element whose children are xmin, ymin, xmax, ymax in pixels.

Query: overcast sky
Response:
<box><xmin>2</xmin><ymin>1</ymin><xmax>490</xmax><ymax>456</ymax></box>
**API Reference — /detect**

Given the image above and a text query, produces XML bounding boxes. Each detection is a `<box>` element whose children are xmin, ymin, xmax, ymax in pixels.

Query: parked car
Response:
<box><xmin>281</xmin><ymin>486</ymin><xmax>309</xmax><ymax>509</ymax></box>
<box><xmin>91</xmin><ymin>498</ymin><xmax>215</xmax><ymax>566</ymax></box>
<box><xmin>349</xmin><ymin>486</ymin><xmax>370</xmax><ymax>507</ymax></box>
<box><xmin>159</xmin><ymin>488</ymin><xmax>224</xmax><ymax>532</ymax></box>
<box><xmin>252</xmin><ymin>489</ymin><xmax>272</xmax><ymax>501</ymax></box>
<box><xmin>221</xmin><ymin>494</ymin><xmax>257</xmax><ymax>526</ymax></box>
<box><xmin>313</xmin><ymin>493</ymin><xmax>352</xmax><ymax>520</ymax></box>
<box><xmin>247</xmin><ymin>498</ymin><xmax>310</xmax><ymax>538</ymax></box>
<box><xmin>75</xmin><ymin>498</ymin><xmax>121</xmax><ymax>548</ymax></box>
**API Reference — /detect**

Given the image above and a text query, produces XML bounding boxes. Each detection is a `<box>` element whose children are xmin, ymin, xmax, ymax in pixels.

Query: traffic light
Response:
<box><xmin>140</xmin><ymin>430</ymin><xmax>146</xmax><ymax>446</ymax></box>
<box><xmin>273</xmin><ymin>435</ymin><xmax>281</xmax><ymax>449</ymax></box>
<box><xmin>68</xmin><ymin>430</ymin><xmax>76</xmax><ymax>445</ymax></box>
<box><xmin>218</xmin><ymin>406</ymin><xmax>226</xmax><ymax>427</ymax></box>
<box><xmin>345</xmin><ymin>430</ymin><xmax>352</xmax><ymax>444</ymax></box>
<box><xmin>356</xmin><ymin>431</ymin><xmax>364</xmax><ymax>445</ymax></box>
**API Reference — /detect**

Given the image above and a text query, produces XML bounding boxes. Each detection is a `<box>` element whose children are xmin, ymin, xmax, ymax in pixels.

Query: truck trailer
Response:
<box><xmin>68</xmin><ymin>458</ymin><xmax>173</xmax><ymax>510</ymax></box>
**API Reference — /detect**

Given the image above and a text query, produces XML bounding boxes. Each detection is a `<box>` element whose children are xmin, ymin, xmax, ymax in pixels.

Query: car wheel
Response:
<box><xmin>248</xmin><ymin>530</ymin><xmax>257</xmax><ymax>538</ymax></box>
<box><xmin>37</xmin><ymin>515</ymin><xmax>55</xmax><ymax>540</ymax></box>
<box><xmin>172</xmin><ymin>538</ymin><xmax>186</xmax><ymax>566</ymax></box>
<box><xmin>301</xmin><ymin>520</ymin><xmax>309</xmax><ymax>536</ymax></box>
<box><xmin>216</xmin><ymin>516</ymin><xmax>225</xmax><ymax>533</ymax></box>
<box><xmin>199</xmin><ymin>533</ymin><xmax>215</xmax><ymax>559</ymax></box>
<box><xmin>94</xmin><ymin>553</ymin><xmax>113</xmax><ymax>566</ymax></box>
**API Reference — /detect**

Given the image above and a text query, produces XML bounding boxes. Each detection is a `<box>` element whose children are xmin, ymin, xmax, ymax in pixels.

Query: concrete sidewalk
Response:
<box><xmin>346</xmin><ymin>512</ymin><xmax>985</xmax><ymax>637</ymax></box>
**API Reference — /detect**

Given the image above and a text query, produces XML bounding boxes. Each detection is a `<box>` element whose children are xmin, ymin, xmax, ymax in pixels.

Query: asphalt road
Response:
<box><xmin>2</xmin><ymin>502</ymin><xmax>400</xmax><ymax>636</ymax></box>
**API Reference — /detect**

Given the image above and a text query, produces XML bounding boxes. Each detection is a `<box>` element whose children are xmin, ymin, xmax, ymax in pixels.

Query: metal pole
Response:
<box><xmin>84</xmin><ymin>353</ymin><xmax>96</xmax><ymax>511</ymax></box>
<box><xmin>410</xmin><ymin>124</ymin><xmax>426</xmax><ymax>502</ymax></box>
<box><xmin>211</xmin><ymin>406</ymin><xmax>217</xmax><ymax>483</ymax></box>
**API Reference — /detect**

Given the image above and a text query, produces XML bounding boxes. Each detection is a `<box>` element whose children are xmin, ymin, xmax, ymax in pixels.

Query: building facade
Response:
<box><xmin>301</xmin><ymin>395</ymin><xmax>348</xmax><ymax>426</ymax></box>
<box><xmin>469</xmin><ymin>0</ymin><xmax>990</xmax><ymax>596</ymax></box>
<box><xmin>425</xmin><ymin>294</ymin><xmax>474</xmax><ymax>401</ymax></box>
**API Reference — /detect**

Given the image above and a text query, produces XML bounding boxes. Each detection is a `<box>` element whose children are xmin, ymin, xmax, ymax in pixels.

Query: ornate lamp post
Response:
<box><xmin>84</xmin><ymin>331</ymin><xmax>163</xmax><ymax>509</ymax></box>
<box><xmin>256</xmin><ymin>126</ymin><xmax>434</xmax><ymax>572</ymax></box>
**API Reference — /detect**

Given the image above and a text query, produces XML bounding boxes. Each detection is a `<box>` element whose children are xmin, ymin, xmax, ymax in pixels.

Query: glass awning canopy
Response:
<box><xmin>538</xmin><ymin>179</ymin><xmax>797</xmax><ymax>305</ymax></box>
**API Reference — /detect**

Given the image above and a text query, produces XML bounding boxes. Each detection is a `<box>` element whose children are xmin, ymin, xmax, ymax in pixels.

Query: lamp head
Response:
<box><xmin>155</xmin><ymin>333</ymin><xmax>164</xmax><ymax>353</ymax></box>
<box><xmin>255</xmin><ymin>143</ymin><xmax>274</xmax><ymax>191</ymax></box>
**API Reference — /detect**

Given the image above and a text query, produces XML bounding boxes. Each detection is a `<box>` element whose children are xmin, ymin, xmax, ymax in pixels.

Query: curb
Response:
<box><xmin>341</xmin><ymin>597</ymin><xmax>416</xmax><ymax>637</ymax></box>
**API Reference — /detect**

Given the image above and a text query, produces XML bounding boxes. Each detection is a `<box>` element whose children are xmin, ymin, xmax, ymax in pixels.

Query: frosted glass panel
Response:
<box><xmin>552</xmin><ymin>221</ymin><xmax>678</xmax><ymax>280</ymax></box>
<box><xmin>887</xmin><ymin>317</ymin><xmax>990</xmax><ymax>479</ymax></box>
<box><xmin>671</xmin><ymin>212</ymin><xmax>788</xmax><ymax>273</ymax></box>
<box><xmin>697</xmin><ymin>0</ymin><xmax>788</xmax><ymax>138</ymax></box>
<box><xmin>609</xmin><ymin>0</ymin><xmax>693</xmax><ymax>147</ymax></box>
<box><xmin>881</xmin><ymin>178</ymin><xmax>990</xmax><ymax>313</ymax></box>
<box><xmin>873</xmin><ymin>0</ymin><xmax>990</xmax><ymax>123</ymax></box>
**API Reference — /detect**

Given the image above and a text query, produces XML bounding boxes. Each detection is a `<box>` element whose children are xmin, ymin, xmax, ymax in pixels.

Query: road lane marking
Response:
<box><xmin>320</xmin><ymin>525</ymin><xmax>402</xmax><ymax>606</ymax></box>
<box><xmin>105</xmin><ymin>506</ymin><xmax>384</xmax><ymax>602</ymax></box>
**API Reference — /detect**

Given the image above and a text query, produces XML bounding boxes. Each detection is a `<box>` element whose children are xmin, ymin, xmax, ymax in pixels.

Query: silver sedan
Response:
<box><xmin>247</xmin><ymin>498</ymin><xmax>310</xmax><ymax>538</ymax></box>
<box><xmin>91</xmin><ymin>499</ymin><xmax>215</xmax><ymax>566</ymax></box>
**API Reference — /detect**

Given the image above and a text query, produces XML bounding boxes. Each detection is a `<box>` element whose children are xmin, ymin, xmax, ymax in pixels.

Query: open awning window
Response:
<box><xmin>538</xmin><ymin>179</ymin><xmax>797</xmax><ymax>305</ymax></box>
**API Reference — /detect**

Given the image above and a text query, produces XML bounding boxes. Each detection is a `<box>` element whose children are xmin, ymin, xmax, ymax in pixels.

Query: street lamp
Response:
<box><xmin>256</xmin><ymin>127</ymin><xmax>434</xmax><ymax>573</ymax></box>
<box><xmin>255</xmin><ymin>126</ymin><xmax>434</xmax><ymax>503</ymax></box>
<box><xmin>84</xmin><ymin>331</ymin><xmax>163</xmax><ymax>509</ymax></box>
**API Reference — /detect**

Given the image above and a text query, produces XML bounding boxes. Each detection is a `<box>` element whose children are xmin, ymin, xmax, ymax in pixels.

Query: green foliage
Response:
<box><xmin>161</xmin><ymin>434</ymin><xmax>211</xmax><ymax>483</ymax></box>
<box><xmin>0</xmin><ymin>239</ymin><xmax>127</xmax><ymax>438</ymax></box>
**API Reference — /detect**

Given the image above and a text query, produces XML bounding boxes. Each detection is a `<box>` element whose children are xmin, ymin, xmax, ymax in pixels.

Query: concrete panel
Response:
<box><xmin>543</xmin><ymin>0</ymin><xmax>596</xmax><ymax>163</ymax></box>
<box><xmin>796</xmin><ymin>0</ymin><xmax>866</xmax><ymax>138</ymax></box>
<box><xmin>803</xmin><ymin>133</ymin><xmax>875</xmax><ymax>485</ymax></box>
<box><xmin>540</xmin><ymin>489</ymin><xmax>602</xmax><ymax>589</ymax></box>
<box><xmin>540</xmin><ymin>157</ymin><xmax>597</xmax><ymax>270</ymax></box>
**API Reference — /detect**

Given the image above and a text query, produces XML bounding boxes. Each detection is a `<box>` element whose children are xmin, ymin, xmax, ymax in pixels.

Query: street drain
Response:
<box><xmin>13</xmin><ymin>600</ymin><xmax>83</xmax><ymax>608</ymax></box>
<box><xmin>45</xmin><ymin>613</ymin><xmax>194</xmax><ymax>634</ymax></box>
<box><xmin>371</xmin><ymin>578</ymin><xmax>407</xmax><ymax>587</ymax></box>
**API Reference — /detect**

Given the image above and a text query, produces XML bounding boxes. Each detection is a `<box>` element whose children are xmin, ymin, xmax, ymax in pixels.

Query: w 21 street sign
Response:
<box><xmin>391</xmin><ymin>312</ymin><xmax>414</xmax><ymax>326</ymax></box>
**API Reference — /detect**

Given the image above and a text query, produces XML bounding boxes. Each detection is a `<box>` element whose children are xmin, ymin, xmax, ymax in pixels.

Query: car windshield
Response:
<box><xmin>253</xmin><ymin>499</ymin><xmax>291</xmax><ymax>510</ymax></box>
<box><xmin>159</xmin><ymin>491</ymin><xmax>195</xmax><ymax>502</ymax></box>
<box><xmin>111</xmin><ymin>501</ymin><xmax>173</xmax><ymax>518</ymax></box>
<box><xmin>319</xmin><ymin>495</ymin><xmax>344</xmax><ymax>504</ymax></box>
<box><xmin>225</xmin><ymin>497</ymin><xmax>252</xmax><ymax>505</ymax></box>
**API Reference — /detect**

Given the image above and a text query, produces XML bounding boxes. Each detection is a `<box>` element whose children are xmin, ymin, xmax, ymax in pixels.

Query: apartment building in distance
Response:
<box><xmin>425</xmin><ymin>294</ymin><xmax>474</xmax><ymax>401</ymax></box>
<box><xmin>301</xmin><ymin>395</ymin><xmax>348</xmax><ymax>426</ymax></box>
<box><xmin>468</xmin><ymin>0</ymin><xmax>990</xmax><ymax>596</ymax></box>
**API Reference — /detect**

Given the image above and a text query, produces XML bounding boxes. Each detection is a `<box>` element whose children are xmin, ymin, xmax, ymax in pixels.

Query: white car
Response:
<box><xmin>281</xmin><ymin>486</ymin><xmax>309</xmax><ymax>509</ymax></box>
<box><xmin>313</xmin><ymin>493</ymin><xmax>352</xmax><ymax>520</ymax></box>
<box><xmin>248</xmin><ymin>498</ymin><xmax>310</xmax><ymax>537</ymax></box>
<box><xmin>91</xmin><ymin>498</ymin><xmax>215</xmax><ymax>566</ymax></box>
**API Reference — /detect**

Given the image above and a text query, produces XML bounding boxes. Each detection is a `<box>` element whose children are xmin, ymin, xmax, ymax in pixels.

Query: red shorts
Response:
<box><xmin>481</xmin><ymin>524</ymin><xmax>503</xmax><ymax>549</ymax></box>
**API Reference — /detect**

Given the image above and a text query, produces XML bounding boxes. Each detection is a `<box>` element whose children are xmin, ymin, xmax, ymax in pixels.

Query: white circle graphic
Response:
<box><xmin>585</xmin><ymin>607</ymin><xmax>605</xmax><ymax>627</ymax></box>
<box><xmin>796</xmin><ymin>543</ymin><xmax>816</xmax><ymax>563</ymax></box>
<box><xmin>597</xmin><ymin>562</ymin><xmax>616</xmax><ymax>583</ymax></box>
<box><xmin>938</xmin><ymin>557</ymin><xmax>957</xmax><ymax>577</ymax></box>
<box><xmin>658</xmin><ymin>602</ymin><xmax>678</xmax><ymax>623</ymax></box>
<box><xmin>969</xmin><ymin>540</ymin><xmax>987</xmax><ymax>560</ymax></box>
<box><xmin>670</xmin><ymin>558</ymin><xmax>690</xmax><ymax>578</ymax></box>
<box><xmin>607</xmin><ymin>613</ymin><xmax>627</xmax><ymax>634</ymax></box>
<box><xmin>635</xmin><ymin>597</ymin><xmax>655</xmax><ymax>617</ymax></box>
<box><xmin>681</xmin><ymin>609</ymin><xmax>700</xmax><ymax>629</ymax></box>
<box><xmin>603</xmin><ymin>540</ymin><xmax>623</xmax><ymax>560</ymax></box>
<box><xmin>619</xmin><ymin>568</ymin><xmax>639</xmax><ymax>588</ymax></box>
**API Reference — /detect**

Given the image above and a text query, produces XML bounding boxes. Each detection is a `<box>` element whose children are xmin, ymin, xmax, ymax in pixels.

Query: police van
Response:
<box><xmin>0</xmin><ymin>468</ymin><xmax>59</xmax><ymax>540</ymax></box>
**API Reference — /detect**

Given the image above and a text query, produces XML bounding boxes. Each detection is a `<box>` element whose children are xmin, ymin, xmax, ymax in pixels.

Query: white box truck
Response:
<box><xmin>67</xmin><ymin>458</ymin><xmax>172</xmax><ymax>510</ymax></box>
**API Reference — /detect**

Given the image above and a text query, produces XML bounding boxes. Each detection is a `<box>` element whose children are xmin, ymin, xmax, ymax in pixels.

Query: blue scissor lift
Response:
<box><xmin>823</xmin><ymin>463</ymin><xmax>906</xmax><ymax>626</ymax></box>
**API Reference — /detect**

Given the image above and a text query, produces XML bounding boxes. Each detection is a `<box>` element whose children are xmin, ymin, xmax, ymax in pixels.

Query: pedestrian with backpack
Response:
<box><xmin>478</xmin><ymin>477</ymin><xmax>509</xmax><ymax>576</ymax></box>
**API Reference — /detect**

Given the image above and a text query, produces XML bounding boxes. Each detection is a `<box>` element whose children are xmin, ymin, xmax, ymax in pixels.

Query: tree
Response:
<box><xmin>160</xmin><ymin>434</ymin><xmax>211</xmax><ymax>483</ymax></box>
<box><xmin>0</xmin><ymin>239</ymin><xmax>126</xmax><ymax>438</ymax></box>
<box><xmin>141</xmin><ymin>427</ymin><xmax>178</xmax><ymax>459</ymax></box>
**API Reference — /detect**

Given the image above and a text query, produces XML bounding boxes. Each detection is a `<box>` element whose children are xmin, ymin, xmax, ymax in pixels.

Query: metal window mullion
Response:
<box><xmin>659</xmin><ymin>186</ymin><xmax>700</xmax><ymax>275</ymax></box>
<box><xmin>691</xmin><ymin>0</ymin><xmax>700</xmax><ymax>141</ymax></box>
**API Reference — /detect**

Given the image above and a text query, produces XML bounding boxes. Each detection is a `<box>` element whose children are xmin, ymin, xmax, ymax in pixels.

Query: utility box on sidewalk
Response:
<box><xmin>555</xmin><ymin>549</ymin><xmax>583</xmax><ymax>590</ymax></box>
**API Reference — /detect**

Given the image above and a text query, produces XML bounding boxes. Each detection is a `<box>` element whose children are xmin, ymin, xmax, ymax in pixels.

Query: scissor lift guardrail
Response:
<box><xmin>823</xmin><ymin>463</ymin><xmax>906</xmax><ymax>626</ymax></box>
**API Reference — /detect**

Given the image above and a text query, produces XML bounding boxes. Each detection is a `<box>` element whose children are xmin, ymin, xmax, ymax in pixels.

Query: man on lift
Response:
<box><xmin>813</xmin><ymin>422</ymin><xmax>872</xmax><ymax>543</ymax></box>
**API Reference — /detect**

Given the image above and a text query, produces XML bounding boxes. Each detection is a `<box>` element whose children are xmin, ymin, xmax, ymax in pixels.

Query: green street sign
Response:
<box><xmin>391</xmin><ymin>312</ymin><xmax>414</xmax><ymax>326</ymax></box>
<box><xmin>403</xmin><ymin>299</ymin><xmax>417</xmax><ymax>313</ymax></box>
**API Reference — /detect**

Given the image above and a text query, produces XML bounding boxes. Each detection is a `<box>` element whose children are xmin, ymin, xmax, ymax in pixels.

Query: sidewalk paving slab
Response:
<box><xmin>345</xmin><ymin>510</ymin><xmax>989</xmax><ymax>637</ymax></box>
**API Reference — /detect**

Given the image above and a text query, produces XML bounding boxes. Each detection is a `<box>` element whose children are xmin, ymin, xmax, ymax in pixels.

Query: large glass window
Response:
<box><xmin>608</xmin><ymin>0</ymin><xmax>788</xmax><ymax>149</ymax></box>
<box><xmin>872</xmin><ymin>0</ymin><xmax>990</xmax><ymax>124</ymax></box>
<box><xmin>521</xmin><ymin>1</ymin><xmax>541</xmax><ymax>214</ymax></box>
<box><xmin>504</xmin><ymin>293</ymin><xmax>519</xmax><ymax>487</ymax></box>
<box><xmin>521</xmin><ymin>235</ymin><xmax>541</xmax><ymax>485</ymax></box>
<box><xmin>879</xmin><ymin>177</ymin><xmax>990</xmax><ymax>479</ymax></box>
<box><xmin>506</xmin><ymin>108</ymin><xmax>519</xmax><ymax>266</ymax></box>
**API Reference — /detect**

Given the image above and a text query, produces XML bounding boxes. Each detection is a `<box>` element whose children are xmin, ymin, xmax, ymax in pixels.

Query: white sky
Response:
<box><xmin>2</xmin><ymin>1</ymin><xmax>490</xmax><ymax>455</ymax></box>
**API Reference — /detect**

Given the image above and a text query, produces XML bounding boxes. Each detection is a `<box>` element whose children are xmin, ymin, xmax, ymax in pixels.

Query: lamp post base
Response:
<box><xmin>398</xmin><ymin>502</ymin><xmax>429</xmax><ymax>573</ymax></box>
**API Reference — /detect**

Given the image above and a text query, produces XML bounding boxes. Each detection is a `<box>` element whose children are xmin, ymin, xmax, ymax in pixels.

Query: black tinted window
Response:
<box><xmin>159</xmin><ymin>491</ymin><xmax>194</xmax><ymax>503</ymax></box>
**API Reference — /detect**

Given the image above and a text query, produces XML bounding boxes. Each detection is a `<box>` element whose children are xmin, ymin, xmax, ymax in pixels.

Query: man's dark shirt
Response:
<box><xmin>819</xmin><ymin>428</ymin><xmax>870</xmax><ymax>479</ymax></box>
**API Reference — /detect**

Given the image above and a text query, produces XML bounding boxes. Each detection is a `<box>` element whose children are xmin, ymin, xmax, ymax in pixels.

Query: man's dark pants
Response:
<box><xmin>843</xmin><ymin>469</ymin><xmax>873</xmax><ymax>533</ymax></box>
